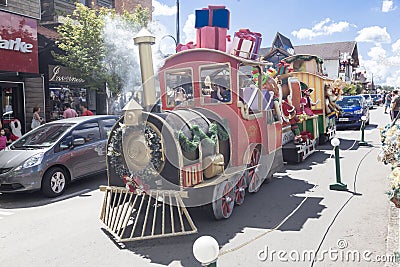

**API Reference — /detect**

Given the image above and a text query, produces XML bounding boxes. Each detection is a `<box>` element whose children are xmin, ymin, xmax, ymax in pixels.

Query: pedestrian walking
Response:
<box><xmin>31</xmin><ymin>107</ymin><xmax>43</xmax><ymax>129</ymax></box>
<box><xmin>0</xmin><ymin>128</ymin><xmax>7</xmax><ymax>150</ymax></box>
<box><xmin>63</xmin><ymin>103</ymin><xmax>78</xmax><ymax>118</ymax></box>
<box><xmin>384</xmin><ymin>92</ymin><xmax>392</xmax><ymax>113</ymax></box>
<box><xmin>80</xmin><ymin>103</ymin><xmax>94</xmax><ymax>116</ymax></box>
<box><xmin>390</xmin><ymin>90</ymin><xmax>400</xmax><ymax>121</ymax></box>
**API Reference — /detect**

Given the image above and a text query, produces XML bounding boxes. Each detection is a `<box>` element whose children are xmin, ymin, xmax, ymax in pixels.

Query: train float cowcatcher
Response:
<box><xmin>99</xmin><ymin>6</ymin><xmax>342</xmax><ymax>243</ymax></box>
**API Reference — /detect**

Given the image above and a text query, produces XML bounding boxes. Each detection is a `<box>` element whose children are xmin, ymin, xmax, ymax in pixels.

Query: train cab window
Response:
<box><xmin>238</xmin><ymin>66</ymin><xmax>266</xmax><ymax>113</ymax></box>
<box><xmin>238</xmin><ymin>65</ymin><xmax>279</xmax><ymax>122</ymax></box>
<box><xmin>200</xmin><ymin>63</ymin><xmax>232</xmax><ymax>104</ymax></box>
<box><xmin>165</xmin><ymin>69</ymin><xmax>194</xmax><ymax>107</ymax></box>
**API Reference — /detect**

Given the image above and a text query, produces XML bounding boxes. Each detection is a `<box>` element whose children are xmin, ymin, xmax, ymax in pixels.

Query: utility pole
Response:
<box><xmin>176</xmin><ymin>0</ymin><xmax>180</xmax><ymax>45</ymax></box>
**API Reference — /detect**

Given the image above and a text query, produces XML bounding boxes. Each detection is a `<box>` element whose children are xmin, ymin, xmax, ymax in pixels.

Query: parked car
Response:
<box><xmin>360</xmin><ymin>94</ymin><xmax>373</xmax><ymax>109</ymax></box>
<box><xmin>0</xmin><ymin>115</ymin><xmax>119</xmax><ymax>197</ymax></box>
<box><xmin>371</xmin><ymin>94</ymin><xmax>383</xmax><ymax>106</ymax></box>
<box><xmin>335</xmin><ymin>95</ymin><xmax>370</xmax><ymax>129</ymax></box>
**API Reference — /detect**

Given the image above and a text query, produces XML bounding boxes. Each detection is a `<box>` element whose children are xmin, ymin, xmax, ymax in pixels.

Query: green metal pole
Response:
<box><xmin>207</xmin><ymin>262</ymin><xmax>217</xmax><ymax>267</ymax></box>
<box><xmin>334</xmin><ymin>146</ymin><xmax>342</xmax><ymax>183</ymax></box>
<box><xmin>359</xmin><ymin>120</ymin><xmax>368</xmax><ymax>146</ymax></box>
<box><xmin>330</xmin><ymin>144</ymin><xmax>347</xmax><ymax>191</ymax></box>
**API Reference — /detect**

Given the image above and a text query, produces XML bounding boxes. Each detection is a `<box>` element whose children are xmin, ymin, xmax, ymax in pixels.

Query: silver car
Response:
<box><xmin>0</xmin><ymin>115</ymin><xmax>119</xmax><ymax>197</ymax></box>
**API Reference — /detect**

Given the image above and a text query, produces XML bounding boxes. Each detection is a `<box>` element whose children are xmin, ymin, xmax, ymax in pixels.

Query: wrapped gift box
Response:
<box><xmin>195</xmin><ymin>9</ymin><xmax>209</xmax><ymax>28</ymax></box>
<box><xmin>250</xmin><ymin>32</ymin><xmax>262</xmax><ymax>59</ymax></box>
<box><xmin>196</xmin><ymin>26</ymin><xmax>227</xmax><ymax>51</ymax></box>
<box><xmin>277</xmin><ymin>61</ymin><xmax>293</xmax><ymax>75</ymax></box>
<box><xmin>230</xmin><ymin>29</ymin><xmax>262</xmax><ymax>59</ymax></box>
<box><xmin>230</xmin><ymin>36</ymin><xmax>254</xmax><ymax>59</ymax></box>
<box><xmin>195</xmin><ymin>5</ymin><xmax>230</xmax><ymax>29</ymax></box>
<box><xmin>176</xmin><ymin>42</ymin><xmax>195</xmax><ymax>52</ymax></box>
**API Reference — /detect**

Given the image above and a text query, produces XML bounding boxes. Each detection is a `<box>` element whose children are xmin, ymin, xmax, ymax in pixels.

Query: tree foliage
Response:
<box><xmin>54</xmin><ymin>3</ymin><xmax>149</xmax><ymax>94</ymax></box>
<box><xmin>343</xmin><ymin>83</ymin><xmax>363</xmax><ymax>95</ymax></box>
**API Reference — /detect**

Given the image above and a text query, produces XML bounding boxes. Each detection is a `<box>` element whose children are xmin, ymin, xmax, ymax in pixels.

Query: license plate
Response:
<box><xmin>339</xmin><ymin>118</ymin><xmax>349</xmax><ymax>121</ymax></box>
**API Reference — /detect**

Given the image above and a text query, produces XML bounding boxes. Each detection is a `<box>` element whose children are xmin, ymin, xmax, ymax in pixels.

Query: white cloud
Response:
<box><xmin>182</xmin><ymin>14</ymin><xmax>196</xmax><ymax>44</ymax></box>
<box><xmin>291</xmin><ymin>18</ymin><xmax>350</xmax><ymax>40</ymax></box>
<box><xmin>367</xmin><ymin>44</ymin><xmax>387</xmax><ymax>60</ymax></box>
<box><xmin>361</xmin><ymin>44</ymin><xmax>400</xmax><ymax>86</ymax></box>
<box><xmin>152</xmin><ymin>0</ymin><xmax>176</xmax><ymax>16</ymax></box>
<box><xmin>355</xmin><ymin>26</ymin><xmax>391</xmax><ymax>44</ymax></box>
<box><xmin>382</xmin><ymin>0</ymin><xmax>396</xmax><ymax>12</ymax></box>
<box><xmin>392</xmin><ymin>39</ymin><xmax>400</xmax><ymax>54</ymax></box>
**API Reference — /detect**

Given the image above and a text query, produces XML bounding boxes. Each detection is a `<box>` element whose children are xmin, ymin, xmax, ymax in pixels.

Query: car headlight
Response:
<box><xmin>354</xmin><ymin>109</ymin><xmax>362</xmax><ymax>114</ymax></box>
<box><xmin>14</xmin><ymin>153</ymin><xmax>45</xmax><ymax>171</ymax></box>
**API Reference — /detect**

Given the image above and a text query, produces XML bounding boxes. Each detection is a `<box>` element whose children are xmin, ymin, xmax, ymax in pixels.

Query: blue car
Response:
<box><xmin>335</xmin><ymin>95</ymin><xmax>370</xmax><ymax>129</ymax></box>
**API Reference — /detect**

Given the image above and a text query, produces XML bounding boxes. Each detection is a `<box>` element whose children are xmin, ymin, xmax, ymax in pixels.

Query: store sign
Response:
<box><xmin>0</xmin><ymin>11</ymin><xmax>38</xmax><ymax>73</ymax></box>
<box><xmin>0</xmin><ymin>37</ymin><xmax>34</xmax><ymax>53</ymax></box>
<box><xmin>49</xmin><ymin>65</ymin><xmax>85</xmax><ymax>83</ymax></box>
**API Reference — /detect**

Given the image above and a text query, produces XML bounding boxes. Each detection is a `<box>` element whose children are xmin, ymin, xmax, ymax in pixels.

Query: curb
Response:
<box><xmin>386</xmin><ymin>204</ymin><xmax>399</xmax><ymax>267</ymax></box>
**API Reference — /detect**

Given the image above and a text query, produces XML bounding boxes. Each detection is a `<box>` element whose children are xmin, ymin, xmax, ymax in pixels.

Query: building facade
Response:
<box><xmin>294</xmin><ymin>41</ymin><xmax>359</xmax><ymax>83</ymax></box>
<box><xmin>0</xmin><ymin>0</ymin><xmax>44</xmax><ymax>133</ymax></box>
<box><xmin>39</xmin><ymin>0</ymin><xmax>152</xmax><ymax>121</ymax></box>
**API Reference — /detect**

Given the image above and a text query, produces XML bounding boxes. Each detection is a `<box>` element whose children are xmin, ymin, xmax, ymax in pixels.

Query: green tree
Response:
<box><xmin>382</xmin><ymin>85</ymin><xmax>395</xmax><ymax>92</ymax></box>
<box><xmin>54</xmin><ymin>3</ymin><xmax>149</xmax><ymax>97</ymax></box>
<box><xmin>342</xmin><ymin>83</ymin><xmax>363</xmax><ymax>95</ymax></box>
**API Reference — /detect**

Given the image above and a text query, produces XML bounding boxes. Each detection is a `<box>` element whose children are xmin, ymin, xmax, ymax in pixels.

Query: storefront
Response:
<box><xmin>0</xmin><ymin>11</ymin><xmax>43</xmax><ymax>133</ymax></box>
<box><xmin>47</xmin><ymin>64</ymin><xmax>96</xmax><ymax>119</ymax></box>
<box><xmin>38</xmin><ymin>26</ymin><xmax>101</xmax><ymax>120</ymax></box>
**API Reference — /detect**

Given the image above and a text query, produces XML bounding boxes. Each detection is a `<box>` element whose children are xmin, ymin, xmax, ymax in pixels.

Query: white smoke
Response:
<box><xmin>102</xmin><ymin>16</ymin><xmax>175</xmax><ymax>113</ymax></box>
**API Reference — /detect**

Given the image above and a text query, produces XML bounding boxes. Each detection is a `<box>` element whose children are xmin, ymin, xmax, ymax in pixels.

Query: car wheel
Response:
<box><xmin>41</xmin><ymin>167</ymin><xmax>68</xmax><ymax>197</ymax></box>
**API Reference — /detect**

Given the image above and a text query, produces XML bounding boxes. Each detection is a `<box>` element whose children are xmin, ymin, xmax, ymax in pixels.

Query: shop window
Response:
<box><xmin>1</xmin><ymin>88</ymin><xmax>14</xmax><ymax>126</ymax></box>
<box><xmin>50</xmin><ymin>87</ymin><xmax>87</xmax><ymax>120</ymax></box>
<box><xmin>165</xmin><ymin>68</ymin><xmax>194</xmax><ymax>107</ymax></box>
<box><xmin>0</xmin><ymin>0</ymin><xmax>7</xmax><ymax>6</ymax></box>
<box><xmin>200</xmin><ymin>63</ymin><xmax>231</xmax><ymax>104</ymax></box>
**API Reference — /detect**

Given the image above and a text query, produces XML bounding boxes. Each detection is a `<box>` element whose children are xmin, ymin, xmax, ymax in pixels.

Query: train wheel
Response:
<box><xmin>212</xmin><ymin>181</ymin><xmax>235</xmax><ymax>220</ymax></box>
<box><xmin>234</xmin><ymin>176</ymin><xmax>246</xmax><ymax>205</ymax></box>
<box><xmin>246</xmin><ymin>148</ymin><xmax>262</xmax><ymax>193</ymax></box>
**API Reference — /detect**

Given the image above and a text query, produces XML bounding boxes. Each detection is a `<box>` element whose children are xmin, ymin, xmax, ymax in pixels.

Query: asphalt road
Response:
<box><xmin>0</xmin><ymin>105</ymin><xmax>396</xmax><ymax>267</ymax></box>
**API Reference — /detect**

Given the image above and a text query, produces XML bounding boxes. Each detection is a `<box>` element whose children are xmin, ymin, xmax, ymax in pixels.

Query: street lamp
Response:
<box><xmin>329</xmin><ymin>138</ymin><xmax>348</xmax><ymax>191</ymax></box>
<box><xmin>193</xmin><ymin>236</ymin><xmax>219</xmax><ymax>266</ymax></box>
<box><xmin>359</xmin><ymin>115</ymin><xmax>369</xmax><ymax>146</ymax></box>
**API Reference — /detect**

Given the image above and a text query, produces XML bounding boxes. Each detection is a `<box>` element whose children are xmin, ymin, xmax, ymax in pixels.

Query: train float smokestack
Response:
<box><xmin>134</xmin><ymin>28</ymin><xmax>157</xmax><ymax>111</ymax></box>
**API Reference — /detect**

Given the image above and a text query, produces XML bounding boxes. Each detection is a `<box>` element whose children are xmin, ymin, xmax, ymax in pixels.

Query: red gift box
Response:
<box><xmin>176</xmin><ymin>41</ymin><xmax>196</xmax><ymax>52</ymax></box>
<box><xmin>196</xmin><ymin>26</ymin><xmax>227</xmax><ymax>51</ymax></box>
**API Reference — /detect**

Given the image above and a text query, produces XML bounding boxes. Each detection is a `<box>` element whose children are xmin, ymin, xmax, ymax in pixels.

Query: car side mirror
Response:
<box><xmin>73</xmin><ymin>138</ymin><xmax>85</xmax><ymax>146</ymax></box>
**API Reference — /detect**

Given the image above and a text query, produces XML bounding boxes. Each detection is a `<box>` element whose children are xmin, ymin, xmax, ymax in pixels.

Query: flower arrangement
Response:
<box><xmin>378</xmin><ymin>122</ymin><xmax>400</xmax><ymax>207</ymax></box>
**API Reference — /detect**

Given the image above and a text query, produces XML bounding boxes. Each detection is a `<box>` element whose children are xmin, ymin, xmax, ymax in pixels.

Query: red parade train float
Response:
<box><xmin>99</xmin><ymin>5</ymin><xmax>340</xmax><ymax>242</ymax></box>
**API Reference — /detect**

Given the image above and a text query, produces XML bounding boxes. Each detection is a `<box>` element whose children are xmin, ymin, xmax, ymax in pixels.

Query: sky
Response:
<box><xmin>151</xmin><ymin>0</ymin><xmax>400</xmax><ymax>87</ymax></box>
